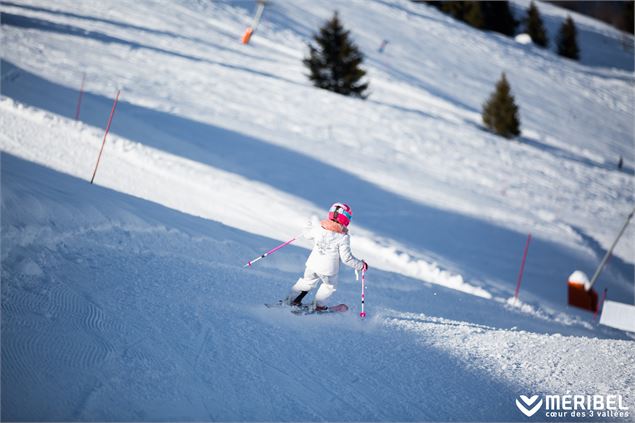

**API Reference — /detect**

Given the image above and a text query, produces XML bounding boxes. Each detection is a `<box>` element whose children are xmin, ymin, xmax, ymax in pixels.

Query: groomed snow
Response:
<box><xmin>1</xmin><ymin>0</ymin><xmax>634</xmax><ymax>420</ymax></box>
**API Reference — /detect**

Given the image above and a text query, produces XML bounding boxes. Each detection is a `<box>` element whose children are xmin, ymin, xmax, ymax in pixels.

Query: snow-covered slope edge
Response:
<box><xmin>2</xmin><ymin>153</ymin><xmax>633</xmax><ymax>421</ymax></box>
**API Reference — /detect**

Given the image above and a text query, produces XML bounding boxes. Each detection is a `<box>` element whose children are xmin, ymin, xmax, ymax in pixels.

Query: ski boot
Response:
<box><xmin>286</xmin><ymin>290</ymin><xmax>309</xmax><ymax>307</ymax></box>
<box><xmin>310</xmin><ymin>300</ymin><xmax>328</xmax><ymax>312</ymax></box>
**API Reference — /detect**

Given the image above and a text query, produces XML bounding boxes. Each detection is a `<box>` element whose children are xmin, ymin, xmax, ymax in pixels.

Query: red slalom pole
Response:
<box><xmin>75</xmin><ymin>73</ymin><xmax>85</xmax><ymax>121</ymax></box>
<box><xmin>90</xmin><ymin>89</ymin><xmax>120</xmax><ymax>184</ymax></box>
<box><xmin>514</xmin><ymin>233</ymin><xmax>532</xmax><ymax>303</ymax></box>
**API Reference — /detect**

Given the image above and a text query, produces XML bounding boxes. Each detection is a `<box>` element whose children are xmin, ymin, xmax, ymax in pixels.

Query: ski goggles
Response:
<box><xmin>330</xmin><ymin>204</ymin><xmax>352</xmax><ymax>220</ymax></box>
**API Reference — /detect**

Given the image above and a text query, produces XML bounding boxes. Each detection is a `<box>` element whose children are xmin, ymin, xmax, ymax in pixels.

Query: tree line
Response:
<box><xmin>425</xmin><ymin>1</ymin><xmax>581</xmax><ymax>60</ymax></box>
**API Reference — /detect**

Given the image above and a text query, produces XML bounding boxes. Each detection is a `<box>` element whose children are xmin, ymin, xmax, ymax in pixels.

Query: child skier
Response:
<box><xmin>286</xmin><ymin>202</ymin><xmax>368</xmax><ymax>311</ymax></box>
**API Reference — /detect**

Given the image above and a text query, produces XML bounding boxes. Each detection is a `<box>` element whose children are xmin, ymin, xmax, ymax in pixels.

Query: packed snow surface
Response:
<box><xmin>1</xmin><ymin>0</ymin><xmax>634</xmax><ymax>420</ymax></box>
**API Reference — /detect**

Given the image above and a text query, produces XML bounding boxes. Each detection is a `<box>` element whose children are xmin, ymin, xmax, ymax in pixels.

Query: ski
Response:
<box><xmin>293</xmin><ymin>303</ymin><xmax>349</xmax><ymax>315</ymax></box>
<box><xmin>264</xmin><ymin>301</ymin><xmax>348</xmax><ymax>315</ymax></box>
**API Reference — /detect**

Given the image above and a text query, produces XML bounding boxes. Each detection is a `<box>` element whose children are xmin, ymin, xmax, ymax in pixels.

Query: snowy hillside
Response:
<box><xmin>2</xmin><ymin>0</ymin><xmax>634</xmax><ymax>420</ymax></box>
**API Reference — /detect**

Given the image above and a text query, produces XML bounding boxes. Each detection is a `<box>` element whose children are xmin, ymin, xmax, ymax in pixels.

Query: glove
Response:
<box><xmin>361</xmin><ymin>260</ymin><xmax>368</xmax><ymax>272</ymax></box>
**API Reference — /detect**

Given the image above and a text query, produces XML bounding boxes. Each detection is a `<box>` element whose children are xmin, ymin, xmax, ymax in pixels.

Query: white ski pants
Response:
<box><xmin>291</xmin><ymin>268</ymin><xmax>338</xmax><ymax>304</ymax></box>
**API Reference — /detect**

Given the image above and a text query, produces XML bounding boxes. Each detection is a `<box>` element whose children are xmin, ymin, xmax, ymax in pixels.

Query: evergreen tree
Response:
<box><xmin>423</xmin><ymin>1</ymin><xmax>444</xmax><ymax>13</ymax></box>
<box><xmin>482</xmin><ymin>73</ymin><xmax>521</xmax><ymax>139</ymax></box>
<box><xmin>556</xmin><ymin>16</ymin><xmax>580</xmax><ymax>60</ymax></box>
<box><xmin>463</xmin><ymin>1</ymin><xmax>485</xmax><ymax>30</ymax></box>
<box><xmin>427</xmin><ymin>1</ymin><xmax>515</xmax><ymax>34</ymax></box>
<box><xmin>441</xmin><ymin>1</ymin><xmax>467</xmax><ymax>21</ymax></box>
<box><xmin>303</xmin><ymin>12</ymin><xmax>369</xmax><ymax>99</ymax></box>
<box><xmin>524</xmin><ymin>1</ymin><xmax>549</xmax><ymax>48</ymax></box>
<box><xmin>481</xmin><ymin>1</ymin><xmax>517</xmax><ymax>36</ymax></box>
<box><xmin>624</xmin><ymin>1</ymin><xmax>634</xmax><ymax>35</ymax></box>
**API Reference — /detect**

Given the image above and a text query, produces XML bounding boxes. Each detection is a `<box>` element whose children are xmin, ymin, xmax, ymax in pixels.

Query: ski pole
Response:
<box><xmin>356</xmin><ymin>269</ymin><xmax>367</xmax><ymax>318</ymax></box>
<box><xmin>244</xmin><ymin>234</ymin><xmax>300</xmax><ymax>268</ymax></box>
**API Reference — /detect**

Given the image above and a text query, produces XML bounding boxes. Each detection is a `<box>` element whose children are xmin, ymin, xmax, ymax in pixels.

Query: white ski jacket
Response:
<box><xmin>304</xmin><ymin>219</ymin><xmax>365</xmax><ymax>276</ymax></box>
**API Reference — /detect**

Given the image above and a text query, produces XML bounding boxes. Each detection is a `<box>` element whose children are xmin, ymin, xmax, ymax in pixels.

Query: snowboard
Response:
<box><xmin>265</xmin><ymin>301</ymin><xmax>349</xmax><ymax>315</ymax></box>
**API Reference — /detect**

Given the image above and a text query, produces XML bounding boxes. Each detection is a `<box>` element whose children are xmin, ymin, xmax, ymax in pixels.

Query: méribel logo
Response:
<box><xmin>516</xmin><ymin>395</ymin><xmax>544</xmax><ymax>417</ymax></box>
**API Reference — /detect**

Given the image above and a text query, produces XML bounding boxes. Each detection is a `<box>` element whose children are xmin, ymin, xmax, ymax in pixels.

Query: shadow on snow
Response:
<box><xmin>3</xmin><ymin>153</ymin><xmax>539</xmax><ymax>421</ymax></box>
<box><xmin>1</xmin><ymin>60</ymin><xmax>633</xmax><ymax>308</ymax></box>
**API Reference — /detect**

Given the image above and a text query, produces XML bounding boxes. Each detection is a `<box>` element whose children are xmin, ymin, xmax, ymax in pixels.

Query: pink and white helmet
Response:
<box><xmin>328</xmin><ymin>203</ymin><xmax>352</xmax><ymax>227</ymax></box>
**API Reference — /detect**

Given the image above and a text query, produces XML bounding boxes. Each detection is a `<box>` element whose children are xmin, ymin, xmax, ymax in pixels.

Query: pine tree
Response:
<box><xmin>441</xmin><ymin>1</ymin><xmax>467</xmax><ymax>21</ymax></box>
<box><xmin>625</xmin><ymin>1</ymin><xmax>634</xmax><ymax>35</ymax></box>
<box><xmin>481</xmin><ymin>1</ymin><xmax>517</xmax><ymax>36</ymax></box>
<box><xmin>482</xmin><ymin>73</ymin><xmax>521</xmax><ymax>139</ymax></box>
<box><xmin>303</xmin><ymin>12</ymin><xmax>369</xmax><ymax>99</ymax></box>
<box><xmin>524</xmin><ymin>1</ymin><xmax>549</xmax><ymax>48</ymax></box>
<box><xmin>556</xmin><ymin>16</ymin><xmax>580</xmax><ymax>60</ymax></box>
<box><xmin>463</xmin><ymin>2</ymin><xmax>485</xmax><ymax>30</ymax></box>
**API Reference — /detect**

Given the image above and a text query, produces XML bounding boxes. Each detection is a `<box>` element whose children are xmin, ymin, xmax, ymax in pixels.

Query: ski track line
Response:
<box><xmin>3</xmin><ymin>278</ymin><xmax>116</xmax><ymax>374</ymax></box>
<box><xmin>1</xmin><ymin>328</ymin><xmax>47</xmax><ymax>391</ymax></box>
<box><xmin>33</xmin><ymin>319</ymin><xmax>114</xmax><ymax>372</ymax></box>
<box><xmin>48</xmin><ymin>281</ymin><xmax>113</xmax><ymax>335</ymax></box>
<box><xmin>1</xmin><ymin>282</ymin><xmax>48</xmax><ymax>318</ymax></box>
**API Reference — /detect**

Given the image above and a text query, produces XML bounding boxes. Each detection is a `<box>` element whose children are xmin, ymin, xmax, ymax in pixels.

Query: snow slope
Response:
<box><xmin>1</xmin><ymin>0</ymin><xmax>634</xmax><ymax>420</ymax></box>
<box><xmin>3</xmin><ymin>153</ymin><xmax>634</xmax><ymax>421</ymax></box>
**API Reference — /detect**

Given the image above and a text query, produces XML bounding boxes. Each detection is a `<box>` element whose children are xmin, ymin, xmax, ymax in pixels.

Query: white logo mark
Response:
<box><xmin>516</xmin><ymin>395</ymin><xmax>543</xmax><ymax>417</ymax></box>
